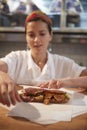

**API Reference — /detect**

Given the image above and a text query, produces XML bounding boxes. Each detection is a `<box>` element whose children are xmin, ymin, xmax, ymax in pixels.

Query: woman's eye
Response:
<box><xmin>28</xmin><ymin>34</ymin><xmax>34</xmax><ymax>38</ymax></box>
<box><xmin>40</xmin><ymin>33</ymin><xmax>45</xmax><ymax>36</ymax></box>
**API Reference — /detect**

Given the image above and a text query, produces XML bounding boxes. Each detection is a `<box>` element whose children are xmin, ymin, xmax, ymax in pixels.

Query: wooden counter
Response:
<box><xmin>0</xmin><ymin>106</ymin><xmax>87</xmax><ymax>130</ymax></box>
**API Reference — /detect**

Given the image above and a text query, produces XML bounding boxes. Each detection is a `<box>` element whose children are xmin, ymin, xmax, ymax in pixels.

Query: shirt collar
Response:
<box><xmin>27</xmin><ymin>50</ymin><xmax>55</xmax><ymax>81</ymax></box>
<box><xmin>27</xmin><ymin>50</ymin><xmax>36</xmax><ymax>70</ymax></box>
<box><xmin>47</xmin><ymin>51</ymin><xmax>55</xmax><ymax>78</ymax></box>
<box><xmin>27</xmin><ymin>50</ymin><xmax>50</xmax><ymax>70</ymax></box>
<box><xmin>27</xmin><ymin>50</ymin><xmax>55</xmax><ymax>77</ymax></box>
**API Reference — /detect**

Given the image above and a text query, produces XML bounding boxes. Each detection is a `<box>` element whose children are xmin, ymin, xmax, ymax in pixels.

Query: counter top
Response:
<box><xmin>0</xmin><ymin>106</ymin><xmax>87</xmax><ymax>130</ymax></box>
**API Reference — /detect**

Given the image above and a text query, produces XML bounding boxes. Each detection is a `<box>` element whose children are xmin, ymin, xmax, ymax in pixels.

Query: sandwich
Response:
<box><xmin>19</xmin><ymin>87</ymin><xmax>70</xmax><ymax>105</ymax></box>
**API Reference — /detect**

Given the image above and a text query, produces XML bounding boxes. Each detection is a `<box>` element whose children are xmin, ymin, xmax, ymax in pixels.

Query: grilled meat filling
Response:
<box><xmin>20</xmin><ymin>87</ymin><xmax>70</xmax><ymax>105</ymax></box>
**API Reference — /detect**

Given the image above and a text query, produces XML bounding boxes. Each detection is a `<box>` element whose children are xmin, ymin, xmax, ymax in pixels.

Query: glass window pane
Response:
<box><xmin>66</xmin><ymin>0</ymin><xmax>87</xmax><ymax>28</ymax></box>
<box><xmin>0</xmin><ymin>0</ymin><xmax>87</xmax><ymax>28</ymax></box>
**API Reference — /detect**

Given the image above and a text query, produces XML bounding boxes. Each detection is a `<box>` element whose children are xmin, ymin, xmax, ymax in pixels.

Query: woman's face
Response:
<box><xmin>26</xmin><ymin>20</ymin><xmax>52</xmax><ymax>55</ymax></box>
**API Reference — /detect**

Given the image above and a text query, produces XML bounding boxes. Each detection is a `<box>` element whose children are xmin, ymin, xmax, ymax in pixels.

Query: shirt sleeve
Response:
<box><xmin>54</xmin><ymin>55</ymin><xmax>86</xmax><ymax>78</ymax></box>
<box><xmin>0</xmin><ymin>51</ymin><xmax>20</xmax><ymax>81</ymax></box>
<box><xmin>63</xmin><ymin>58</ymin><xmax>86</xmax><ymax>77</ymax></box>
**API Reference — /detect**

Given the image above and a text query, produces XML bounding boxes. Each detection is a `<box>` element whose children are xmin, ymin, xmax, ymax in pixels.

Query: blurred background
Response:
<box><xmin>0</xmin><ymin>0</ymin><xmax>87</xmax><ymax>67</ymax></box>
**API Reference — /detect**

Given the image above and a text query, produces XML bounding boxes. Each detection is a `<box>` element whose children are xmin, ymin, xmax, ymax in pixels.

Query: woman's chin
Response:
<box><xmin>34</xmin><ymin>48</ymin><xmax>43</xmax><ymax>53</ymax></box>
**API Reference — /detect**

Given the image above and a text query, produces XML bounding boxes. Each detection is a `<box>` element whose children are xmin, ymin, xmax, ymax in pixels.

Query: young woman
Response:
<box><xmin>0</xmin><ymin>11</ymin><xmax>87</xmax><ymax>106</ymax></box>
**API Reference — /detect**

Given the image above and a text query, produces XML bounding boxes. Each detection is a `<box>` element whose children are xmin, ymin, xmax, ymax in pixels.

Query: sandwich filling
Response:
<box><xmin>19</xmin><ymin>87</ymin><xmax>70</xmax><ymax>105</ymax></box>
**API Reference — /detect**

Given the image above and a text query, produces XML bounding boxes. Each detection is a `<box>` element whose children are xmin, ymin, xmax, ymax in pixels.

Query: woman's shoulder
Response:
<box><xmin>8</xmin><ymin>50</ymin><xmax>29</xmax><ymax>56</ymax></box>
<box><xmin>49</xmin><ymin>52</ymin><xmax>75</xmax><ymax>64</ymax></box>
<box><xmin>50</xmin><ymin>52</ymin><xmax>71</xmax><ymax>60</ymax></box>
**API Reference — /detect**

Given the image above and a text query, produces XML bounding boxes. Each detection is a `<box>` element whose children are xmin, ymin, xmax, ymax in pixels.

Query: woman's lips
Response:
<box><xmin>34</xmin><ymin>45</ymin><xmax>42</xmax><ymax>48</ymax></box>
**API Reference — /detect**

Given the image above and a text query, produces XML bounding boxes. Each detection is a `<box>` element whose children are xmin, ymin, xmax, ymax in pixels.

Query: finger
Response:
<box><xmin>48</xmin><ymin>80</ymin><xmax>57</xmax><ymax>89</ymax></box>
<box><xmin>0</xmin><ymin>92</ymin><xmax>5</xmax><ymax>105</ymax></box>
<box><xmin>1</xmin><ymin>84</ymin><xmax>10</xmax><ymax>106</ymax></box>
<box><xmin>8</xmin><ymin>83</ymin><xmax>16</xmax><ymax>105</ymax></box>
<box><xmin>56</xmin><ymin>80</ymin><xmax>62</xmax><ymax>88</ymax></box>
<box><xmin>38</xmin><ymin>83</ymin><xmax>41</xmax><ymax>87</ymax></box>
<box><xmin>0</xmin><ymin>86</ymin><xmax>3</xmax><ymax>104</ymax></box>
<box><xmin>1</xmin><ymin>93</ymin><xmax>10</xmax><ymax>107</ymax></box>
<box><xmin>0</xmin><ymin>94</ymin><xmax>3</xmax><ymax>104</ymax></box>
<box><xmin>40</xmin><ymin>82</ymin><xmax>49</xmax><ymax>88</ymax></box>
<box><xmin>14</xmin><ymin>86</ymin><xmax>22</xmax><ymax>102</ymax></box>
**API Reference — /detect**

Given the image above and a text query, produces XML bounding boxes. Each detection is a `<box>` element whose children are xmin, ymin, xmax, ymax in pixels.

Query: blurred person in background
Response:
<box><xmin>0</xmin><ymin>0</ymin><xmax>10</xmax><ymax>26</ymax></box>
<box><xmin>26</xmin><ymin>0</ymin><xmax>40</xmax><ymax>14</ymax></box>
<box><xmin>15</xmin><ymin>1</ymin><xmax>27</xmax><ymax>14</ymax></box>
<box><xmin>49</xmin><ymin>0</ymin><xmax>83</xmax><ymax>13</ymax></box>
<box><xmin>11</xmin><ymin>1</ymin><xmax>27</xmax><ymax>26</ymax></box>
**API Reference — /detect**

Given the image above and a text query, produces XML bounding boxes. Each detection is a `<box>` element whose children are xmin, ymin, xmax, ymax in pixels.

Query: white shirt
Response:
<box><xmin>0</xmin><ymin>50</ymin><xmax>86</xmax><ymax>85</ymax></box>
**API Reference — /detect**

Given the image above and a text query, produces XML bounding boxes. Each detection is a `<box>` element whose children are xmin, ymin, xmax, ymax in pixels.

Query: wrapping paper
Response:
<box><xmin>8</xmin><ymin>102</ymin><xmax>72</xmax><ymax>124</ymax></box>
<box><xmin>0</xmin><ymin>87</ymin><xmax>87</xmax><ymax>125</ymax></box>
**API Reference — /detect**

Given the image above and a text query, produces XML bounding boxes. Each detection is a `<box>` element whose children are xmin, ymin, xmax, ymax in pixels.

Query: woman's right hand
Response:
<box><xmin>0</xmin><ymin>71</ymin><xmax>22</xmax><ymax>107</ymax></box>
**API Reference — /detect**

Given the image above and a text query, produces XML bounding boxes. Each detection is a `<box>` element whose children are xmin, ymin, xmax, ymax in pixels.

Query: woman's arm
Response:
<box><xmin>0</xmin><ymin>60</ymin><xmax>8</xmax><ymax>72</ymax></box>
<box><xmin>0</xmin><ymin>60</ymin><xmax>21</xmax><ymax>106</ymax></box>
<box><xmin>39</xmin><ymin>76</ymin><xmax>87</xmax><ymax>89</ymax></box>
<box><xmin>57</xmin><ymin>76</ymin><xmax>87</xmax><ymax>88</ymax></box>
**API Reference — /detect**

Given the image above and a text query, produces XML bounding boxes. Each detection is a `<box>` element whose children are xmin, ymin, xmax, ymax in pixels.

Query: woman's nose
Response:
<box><xmin>34</xmin><ymin>36</ymin><xmax>40</xmax><ymax>42</ymax></box>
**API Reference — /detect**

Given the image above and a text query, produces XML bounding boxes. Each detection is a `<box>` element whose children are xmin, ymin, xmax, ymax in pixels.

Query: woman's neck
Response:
<box><xmin>31</xmin><ymin>52</ymin><xmax>48</xmax><ymax>70</ymax></box>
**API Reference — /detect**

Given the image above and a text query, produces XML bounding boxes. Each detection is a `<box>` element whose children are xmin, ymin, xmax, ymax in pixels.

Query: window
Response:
<box><xmin>0</xmin><ymin>0</ymin><xmax>87</xmax><ymax>29</ymax></box>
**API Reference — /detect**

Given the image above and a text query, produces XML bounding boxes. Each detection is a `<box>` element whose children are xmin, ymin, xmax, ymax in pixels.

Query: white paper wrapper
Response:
<box><xmin>8</xmin><ymin>102</ymin><xmax>72</xmax><ymax>124</ymax></box>
<box><xmin>72</xmin><ymin>92</ymin><xmax>87</xmax><ymax>117</ymax></box>
<box><xmin>0</xmin><ymin>87</ymin><xmax>87</xmax><ymax>125</ymax></box>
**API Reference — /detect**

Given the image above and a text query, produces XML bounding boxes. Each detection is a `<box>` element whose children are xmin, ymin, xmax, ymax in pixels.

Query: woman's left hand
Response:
<box><xmin>39</xmin><ymin>79</ymin><xmax>63</xmax><ymax>89</ymax></box>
